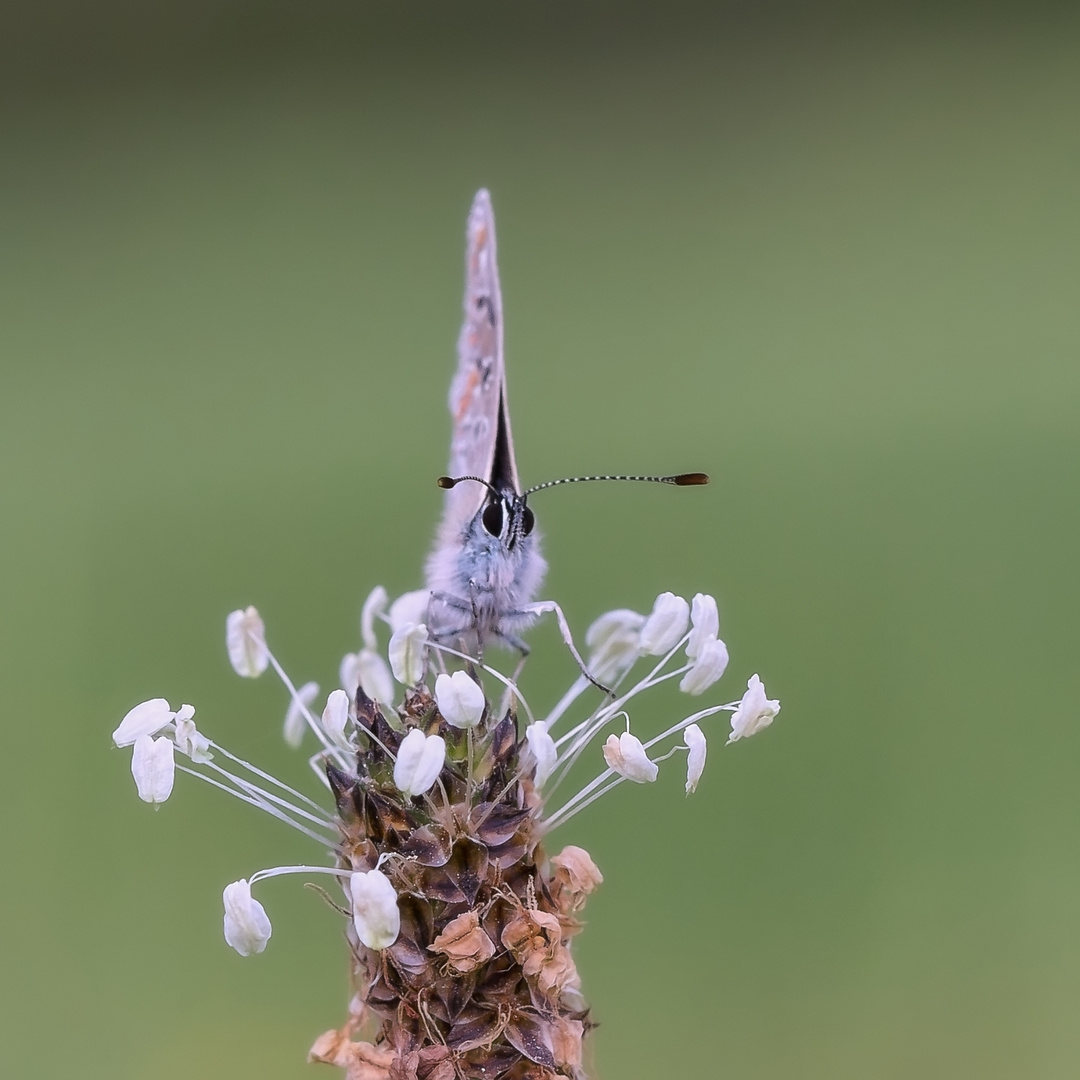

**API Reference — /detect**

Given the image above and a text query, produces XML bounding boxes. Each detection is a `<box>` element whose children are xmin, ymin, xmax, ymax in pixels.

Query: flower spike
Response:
<box><xmin>113</xmin><ymin>567</ymin><xmax>778</xmax><ymax>1076</ymax></box>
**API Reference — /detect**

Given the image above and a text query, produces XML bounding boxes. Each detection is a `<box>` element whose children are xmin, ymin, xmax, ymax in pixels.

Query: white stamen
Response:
<box><xmin>356</xmin><ymin>650</ymin><xmax>395</xmax><ymax>710</ymax></box>
<box><xmin>226</xmin><ymin>606</ymin><xmax>269</xmax><ymax>678</ymax></box>
<box><xmin>321</xmin><ymin>690</ymin><xmax>352</xmax><ymax>751</ymax></box>
<box><xmin>350</xmin><ymin>869</ymin><xmax>401</xmax><ymax>950</ymax></box>
<box><xmin>393</xmin><ymin>728</ymin><xmax>445</xmax><ymax>798</ymax></box>
<box><xmin>388</xmin><ymin>589</ymin><xmax>431</xmax><ymax>634</ymax></box>
<box><xmin>434</xmin><ymin>670</ymin><xmax>485</xmax><ymax>729</ymax></box>
<box><xmin>222</xmin><ymin>879</ymin><xmax>272</xmax><ymax>956</ymax></box>
<box><xmin>728</xmin><ymin>674</ymin><xmax>781</xmax><ymax>743</ymax></box>
<box><xmin>686</xmin><ymin>593</ymin><xmax>719</xmax><ymax>660</ymax></box>
<box><xmin>525</xmin><ymin>722</ymin><xmax>559</xmax><ymax>788</ymax></box>
<box><xmin>266</xmin><ymin>648</ymin><xmax>345</xmax><ymax>766</ymax></box>
<box><xmin>360</xmin><ymin>585</ymin><xmax>389</xmax><ymax>651</ymax></box>
<box><xmin>426</xmin><ymin>638</ymin><xmax>536</xmax><ymax>726</ymax></box>
<box><xmin>680</xmin><ymin>637</ymin><xmax>729</xmax><ymax>696</ymax></box>
<box><xmin>113</xmin><ymin>698</ymin><xmax>174</xmax><ymax>747</ymax></box>
<box><xmin>602</xmin><ymin>731</ymin><xmax>658</xmax><ymax>784</ymax></box>
<box><xmin>388</xmin><ymin>622</ymin><xmax>428</xmax><ymax>686</ymax></box>
<box><xmin>174</xmin><ymin>709</ymin><xmax>213</xmax><ymax>763</ymax></box>
<box><xmin>639</xmin><ymin>592</ymin><xmax>690</xmax><ymax>656</ymax></box>
<box><xmin>684</xmin><ymin>723</ymin><xmax>707</xmax><ymax>794</ymax></box>
<box><xmin>585</xmin><ymin>608</ymin><xmax>645</xmax><ymax>684</ymax></box>
<box><xmin>283</xmin><ymin>681</ymin><xmax>320</xmax><ymax>749</ymax></box>
<box><xmin>131</xmin><ymin>734</ymin><xmax>175</xmax><ymax>805</ymax></box>
<box><xmin>177</xmin><ymin>764</ymin><xmax>335</xmax><ymax>846</ymax></box>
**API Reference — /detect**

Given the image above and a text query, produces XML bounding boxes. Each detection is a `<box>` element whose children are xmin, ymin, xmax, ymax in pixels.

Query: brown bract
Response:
<box><xmin>502</xmin><ymin>908</ymin><xmax>579</xmax><ymax>997</ymax></box>
<box><xmin>308</xmin><ymin>1033</ymin><xmax>395</xmax><ymax>1080</ymax></box>
<box><xmin>549</xmin><ymin>847</ymin><xmax>604</xmax><ymax>914</ymax></box>
<box><xmin>315</xmin><ymin>684</ymin><xmax>600</xmax><ymax>1080</ymax></box>
<box><xmin>428</xmin><ymin>910</ymin><xmax>497</xmax><ymax>973</ymax></box>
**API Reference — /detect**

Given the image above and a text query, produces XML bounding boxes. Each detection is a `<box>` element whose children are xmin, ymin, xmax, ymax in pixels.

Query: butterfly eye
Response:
<box><xmin>482</xmin><ymin>501</ymin><xmax>504</xmax><ymax>536</ymax></box>
<box><xmin>521</xmin><ymin>506</ymin><xmax>535</xmax><ymax>536</ymax></box>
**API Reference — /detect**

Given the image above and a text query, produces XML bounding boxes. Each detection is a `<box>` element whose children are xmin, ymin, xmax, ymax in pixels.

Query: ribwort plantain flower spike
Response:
<box><xmin>113</xmin><ymin>577</ymin><xmax>780</xmax><ymax>1076</ymax></box>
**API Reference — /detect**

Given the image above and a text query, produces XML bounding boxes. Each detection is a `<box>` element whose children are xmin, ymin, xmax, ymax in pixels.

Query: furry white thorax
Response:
<box><xmin>425</xmin><ymin>500</ymin><xmax>547</xmax><ymax>655</ymax></box>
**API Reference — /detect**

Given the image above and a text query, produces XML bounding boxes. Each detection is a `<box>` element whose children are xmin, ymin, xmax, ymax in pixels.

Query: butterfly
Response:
<box><xmin>424</xmin><ymin>190</ymin><xmax>707</xmax><ymax>689</ymax></box>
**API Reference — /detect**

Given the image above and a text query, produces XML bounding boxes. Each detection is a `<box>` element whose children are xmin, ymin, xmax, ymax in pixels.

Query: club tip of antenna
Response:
<box><xmin>436</xmin><ymin>476</ymin><xmax>458</xmax><ymax>489</ymax></box>
<box><xmin>671</xmin><ymin>472</ymin><xmax>710</xmax><ymax>486</ymax></box>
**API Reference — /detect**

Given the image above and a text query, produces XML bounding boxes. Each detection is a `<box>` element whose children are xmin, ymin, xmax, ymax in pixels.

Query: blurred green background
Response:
<box><xmin>2</xmin><ymin>2</ymin><xmax>1079</xmax><ymax>1077</ymax></box>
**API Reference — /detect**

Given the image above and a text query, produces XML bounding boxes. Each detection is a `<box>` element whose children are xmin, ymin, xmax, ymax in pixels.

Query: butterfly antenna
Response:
<box><xmin>522</xmin><ymin>472</ymin><xmax>709</xmax><ymax>497</ymax></box>
<box><xmin>437</xmin><ymin>475</ymin><xmax>502</xmax><ymax>497</ymax></box>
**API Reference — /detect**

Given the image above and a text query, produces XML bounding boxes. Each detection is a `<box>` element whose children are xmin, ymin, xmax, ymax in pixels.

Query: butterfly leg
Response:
<box><xmin>468</xmin><ymin>582</ymin><xmax>487</xmax><ymax>663</ymax></box>
<box><xmin>513</xmin><ymin>600</ymin><xmax>614</xmax><ymax>696</ymax></box>
<box><xmin>429</xmin><ymin>590</ymin><xmax>472</xmax><ymax>614</ymax></box>
<box><xmin>429</xmin><ymin>590</ymin><xmax>479</xmax><ymax>661</ymax></box>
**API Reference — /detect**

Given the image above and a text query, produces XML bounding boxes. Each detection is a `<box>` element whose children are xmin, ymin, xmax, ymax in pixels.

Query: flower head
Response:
<box><xmin>113</xmin><ymin>580</ymin><xmax>779</xmax><ymax>1078</ymax></box>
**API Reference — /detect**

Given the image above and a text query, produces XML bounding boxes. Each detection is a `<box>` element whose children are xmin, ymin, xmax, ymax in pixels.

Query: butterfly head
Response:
<box><xmin>480</xmin><ymin>492</ymin><xmax>535</xmax><ymax>551</ymax></box>
<box><xmin>437</xmin><ymin>475</ymin><xmax>535</xmax><ymax>552</ymax></box>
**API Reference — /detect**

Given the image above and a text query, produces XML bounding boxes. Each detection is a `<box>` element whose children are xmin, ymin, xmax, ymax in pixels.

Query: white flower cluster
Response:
<box><xmin>112</xmin><ymin>586</ymin><xmax>780</xmax><ymax>956</ymax></box>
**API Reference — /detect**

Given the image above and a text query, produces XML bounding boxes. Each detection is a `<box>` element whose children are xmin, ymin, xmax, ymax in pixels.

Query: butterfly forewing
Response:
<box><xmin>445</xmin><ymin>190</ymin><xmax>520</xmax><ymax>535</ymax></box>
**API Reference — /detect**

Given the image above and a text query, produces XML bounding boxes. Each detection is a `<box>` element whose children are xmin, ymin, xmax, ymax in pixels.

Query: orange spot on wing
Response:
<box><xmin>470</xmin><ymin>226</ymin><xmax>488</xmax><ymax>273</ymax></box>
<box><xmin>455</xmin><ymin>368</ymin><xmax>480</xmax><ymax>422</ymax></box>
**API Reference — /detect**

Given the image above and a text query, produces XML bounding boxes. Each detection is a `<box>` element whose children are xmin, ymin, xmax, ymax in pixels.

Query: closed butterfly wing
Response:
<box><xmin>426</xmin><ymin>190</ymin><xmax>548</xmax><ymax>657</ymax></box>
<box><xmin>442</xmin><ymin>189</ymin><xmax>521</xmax><ymax>543</ymax></box>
